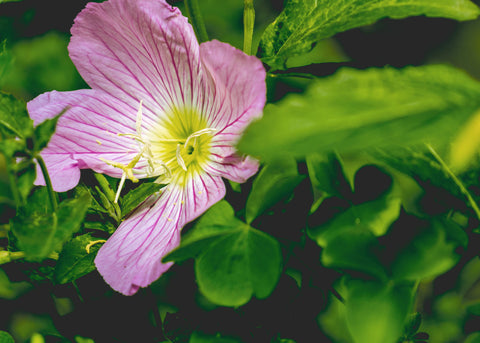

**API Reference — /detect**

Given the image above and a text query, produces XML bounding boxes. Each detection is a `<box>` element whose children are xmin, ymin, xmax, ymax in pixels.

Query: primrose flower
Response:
<box><xmin>27</xmin><ymin>0</ymin><xmax>266</xmax><ymax>295</ymax></box>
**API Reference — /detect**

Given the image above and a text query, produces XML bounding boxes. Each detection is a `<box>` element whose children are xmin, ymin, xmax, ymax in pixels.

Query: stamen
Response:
<box><xmin>115</xmin><ymin>173</ymin><xmax>127</xmax><ymax>203</ymax></box>
<box><xmin>176</xmin><ymin>144</ymin><xmax>187</xmax><ymax>171</ymax></box>
<box><xmin>184</xmin><ymin>128</ymin><xmax>217</xmax><ymax>148</ymax></box>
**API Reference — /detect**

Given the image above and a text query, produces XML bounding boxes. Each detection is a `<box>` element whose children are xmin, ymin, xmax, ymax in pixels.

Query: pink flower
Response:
<box><xmin>27</xmin><ymin>0</ymin><xmax>266</xmax><ymax>295</ymax></box>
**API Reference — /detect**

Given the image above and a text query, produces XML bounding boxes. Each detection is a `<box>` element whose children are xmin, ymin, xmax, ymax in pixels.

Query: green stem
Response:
<box><xmin>0</xmin><ymin>251</ymin><xmax>25</xmax><ymax>265</ymax></box>
<box><xmin>426</xmin><ymin>144</ymin><xmax>480</xmax><ymax>221</ymax></box>
<box><xmin>184</xmin><ymin>0</ymin><xmax>208</xmax><ymax>43</ymax></box>
<box><xmin>6</xmin><ymin>162</ymin><xmax>21</xmax><ymax>208</ymax></box>
<box><xmin>243</xmin><ymin>0</ymin><xmax>255</xmax><ymax>55</ymax></box>
<box><xmin>36</xmin><ymin>155</ymin><xmax>58</xmax><ymax>212</ymax></box>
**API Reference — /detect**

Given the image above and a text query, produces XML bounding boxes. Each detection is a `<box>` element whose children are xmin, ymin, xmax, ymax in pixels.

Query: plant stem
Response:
<box><xmin>36</xmin><ymin>155</ymin><xmax>58</xmax><ymax>212</ymax></box>
<box><xmin>0</xmin><ymin>251</ymin><xmax>25</xmax><ymax>265</ymax></box>
<box><xmin>6</xmin><ymin>162</ymin><xmax>21</xmax><ymax>208</ymax></box>
<box><xmin>243</xmin><ymin>0</ymin><xmax>255</xmax><ymax>55</ymax></box>
<box><xmin>426</xmin><ymin>143</ymin><xmax>480</xmax><ymax>221</ymax></box>
<box><xmin>184</xmin><ymin>0</ymin><xmax>208</xmax><ymax>43</ymax></box>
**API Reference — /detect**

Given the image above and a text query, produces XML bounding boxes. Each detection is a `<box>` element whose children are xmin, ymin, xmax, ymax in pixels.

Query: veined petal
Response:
<box><xmin>204</xmin><ymin>154</ymin><xmax>259</xmax><ymax>184</ymax></box>
<box><xmin>95</xmin><ymin>173</ymin><xmax>225</xmax><ymax>295</ymax></box>
<box><xmin>35</xmin><ymin>154</ymin><xmax>80</xmax><ymax>193</ymax></box>
<box><xmin>69</xmin><ymin>0</ymin><xmax>207</xmax><ymax>119</ymax></box>
<box><xmin>199</xmin><ymin>40</ymin><xmax>266</xmax><ymax>138</ymax></box>
<box><xmin>28</xmin><ymin>90</ymin><xmax>145</xmax><ymax>191</ymax></box>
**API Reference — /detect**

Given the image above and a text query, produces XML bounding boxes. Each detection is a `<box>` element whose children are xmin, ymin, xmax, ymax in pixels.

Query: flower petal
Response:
<box><xmin>69</xmin><ymin>0</ymin><xmax>206</xmax><ymax>118</ymax></box>
<box><xmin>198</xmin><ymin>40</ymin><xmax>265</xmax><ymax>183</ymax></box>
<box><xmin>95</xmin><ymin>173</ymin><xmax>225</xmax><ymax>295</ymax></box>
<box><xmin>28</xmin><ymin>89</ymin><xmax>144</xmax><ymax>191</ymax></box>
<box><xmin>204</xmin><ymin>154</ymin><xmax>259</xmax><ymax>184</ymax></box>
<box><xmin>199</xmin><ymin>39</ymin><xmax>266</xmax><ymax>137</ymax></box>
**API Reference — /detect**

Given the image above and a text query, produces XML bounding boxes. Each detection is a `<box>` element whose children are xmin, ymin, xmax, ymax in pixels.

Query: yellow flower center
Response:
<box><xmin>147</xmin><ymin>106</ymin><xmax>215</xmax><ymax>185</ymax></box>
<box><xmin>102</xmin><ymin>101</ymin><xmax>215</xmax><ymax>202</ymax></box>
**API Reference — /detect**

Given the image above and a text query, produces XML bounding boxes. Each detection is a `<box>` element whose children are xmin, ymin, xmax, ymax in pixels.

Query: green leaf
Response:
<box><xmin>308</xmin><ymin>189</ymin><xmax>400</xmax><ymax>278</ymax></box>
<box><xmin>121</xmin><ymin>182</ymin><xmax>164</xmax><ymax>217</ymax></box>
<box><xmin>259</xmin><ymin>0</ymin><xmax>480</xmax><ymax>70</ymax></box>
<box><xmin>11</xmin><ymin>190</ymin><xmax>90</xmax><ymax>260</ymax></box>
<box><xmin>164</xmin><ymin>200</ymin><xmax>242</xmax><ymax>263</ymax></box>
<box><xmin>189</xmin><ymin>332</ymin><xmax>241</xmax><ymax>343</ymax></box>
<box><xmin>33</xmin><ymin>112</ymin><xmax>63</xmax><ymax>153</ymax></box>
<box><xmin>245</xmin><ymin>157</ymin><xmax>305</xmax><ymax>224</ymax></box>
<box><xmin>0</xmin><ymin>331</ymin><xmax>14</xmax><ymax>343</ymax></box>
<box><xmin>196</xmin><ymin>226</ymin><xmax>282</xmax><ymax>307</ymax></box>
<box><xmin>16</xmin><ymin>161</ymin><xmax>36</xmax><ymax>203</ymax></box>
<box><xmin>0</xmin><ymin>41</ymin><xmax>12</xmax><ymax>85</ymax></box>
<box><xmin>238</xmin><ymin>65</ymin><xmax>480</xmax><ymax>160</ymax></box>
<box><xmin>465</xmin><ymin>332</ymin><xmax>480</xmax><ymax>343</ymax></box>
<box><xmin>54</xmin><ymin>234</ymin><xmax>103</xmax><ymax>284</ymax></box>
<box><xmin>391</xmin><ymin>218</ymin><xmax>466</xmax><ymax>281</ymax></box>
<box><xmin>344</xmin><ymin>279</ymin><xmax>414</xmax><ymax>343</ymax></box>
<box><xmin>0</xmin><ymin>92</ymin><xmax>33</xmax><ymax>139</ymax></box>
<box><xmin>306</xmin><ymin>152</ymin><xmax>351</xmax><ymax>212</ymax></box>
<box><xmin>166</xmin><ymin>201</ymin><xmax>282</xmax><ymax>307</ymax></box>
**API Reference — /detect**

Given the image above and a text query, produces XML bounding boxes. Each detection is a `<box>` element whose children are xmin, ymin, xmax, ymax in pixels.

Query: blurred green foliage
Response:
<box><xmin>1</xmin><ymin>1</ymin><xmax>480</xmax><ymax>343</ymax></box>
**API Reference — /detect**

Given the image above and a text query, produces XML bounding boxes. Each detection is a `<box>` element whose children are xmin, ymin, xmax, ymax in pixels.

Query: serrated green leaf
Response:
<box><xmin>196</xmin><ymin>226</ymin><xmax>282</xmax><ymax>307</ymax></box>
<box><xmin>0</xmin><ymin>92</ymin><xmax>33</xmax><ymax>139</ymax></box>
<box><xmin>54</xmin><ymin>234</ymin><xmax>102</xmax><ymax>284</ymax></box>
<box><xmin>392</xmin><ymin>218</ymin><xmax>465</xmax><ymax>281</ymax></box>
<box><xmin>0</xmin><ymin>331</ymin><xmax>14</xmax><ymax>343</ymax></box>
<box><xmin>238</xmin><ymin>65</ymin><xmax>480</xmax><ymax>160</ymax></box>
<box><xmin>245</xmin><ymin>157</ymin><xmax>305</xmax><ymax>224</ymax></box>
<box><xmin>121</xmin><ymin>182</ymin><xmax>164</xmax><ymax>217</ymax></box>
<box><xmin>344</xmin><ymin>279</ymin><xmax>414</xmax><ymax>343</ymax></box>
<box><xmin>260</xmin><ymin>0</ymin><xmax>480</xmax><ymax>70</ymax></box>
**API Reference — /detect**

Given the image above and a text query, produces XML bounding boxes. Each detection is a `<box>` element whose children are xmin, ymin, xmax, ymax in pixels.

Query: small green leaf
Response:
<box><xmin>16</xmin><ymin>161</ymin><xmax>36</xmax><ymax>202</ymax></box>
<box><xmin>0</xmin><ymin>92</ymin><xmax>33</xmax><ymax>139</ymax></box>
<box><xmin>121</xmin><ymin>182</ymin><xmax>164</xmax><ymax>217</ymax></box>
<box><xmin>54</xmin><ymin>234</ymin><xmax>102</xmax><ymax>284</ymax></box>
<box><xmin>189</xmin><ymin>332</ymin><xmax>241</xmax><ymax>343</ymax></box>
<box><xmin>0</xmin><ymin>331</ymin><xmax>14</xmax><ymax>343</ymax></box>
<box><xmin>260</xmin><ymin>0</ymin><xmax>480</xmax><ymax>70</ymax></box>
<box><xmin>245</xmin><ymin>157</ymin><xmax>305</xmax><ymax>224</ymax></box>
<box><xmin>33</xmin><ymin>112</ymin><xmax>63</xmax><ymax>153</ymax></box>
<box><xmin>11</xmin><ymin>189</ymin><xmax>90</xmax><ymax>260</ymax></box>
<box><xmin>238</xmin><ymin>65</ymin><xmax>480</xmax><ymax>160</ymax></box>
<box><xmin>344</xmin><ymin>279</ymin><xmax>414</xmax><ymax>343</ymax></box>
<box><xmin>196</xmin><ymin>226</ymin><xmax>281</xmax><ymax>307</ymax></box>
<box><xmin>392</xmin><ymin>218</ymin><xmax>465</xmax><ymax>281</ymax></box>
<box><xmin>306</xmin><ymin>152</ymin><xmax>351</xmax><ymax>211</ymax></box>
